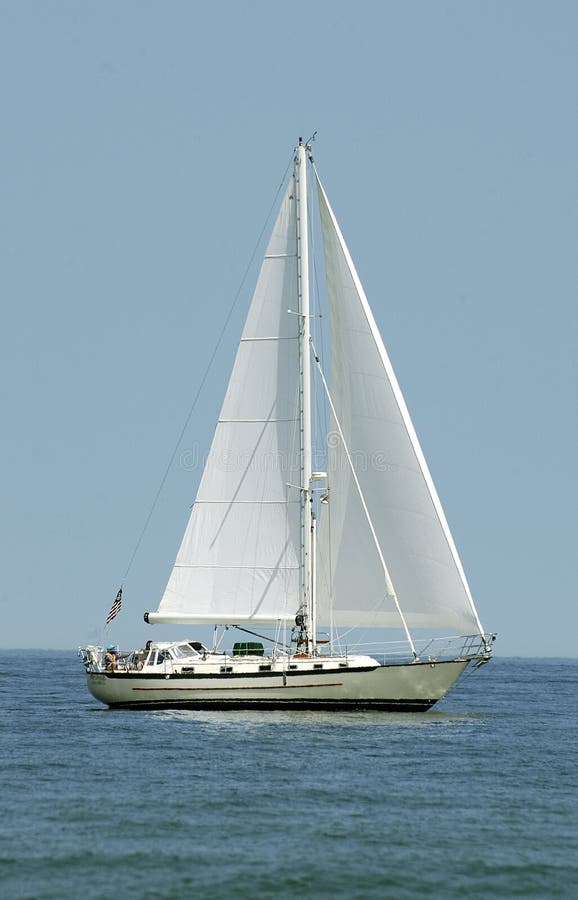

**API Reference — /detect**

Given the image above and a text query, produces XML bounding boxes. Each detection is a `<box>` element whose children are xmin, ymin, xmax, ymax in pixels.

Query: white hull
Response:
<box><xmin>86</xmin><ymin>658</ymin><xmax>471</xmax><ymax>711</ymax></box>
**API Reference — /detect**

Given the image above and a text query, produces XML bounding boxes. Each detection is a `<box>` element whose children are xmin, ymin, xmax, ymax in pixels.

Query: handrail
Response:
<box><xmin>342</xmin><ymin>633</ymin><xmax>496</xmax><ymax>664</ymax></box>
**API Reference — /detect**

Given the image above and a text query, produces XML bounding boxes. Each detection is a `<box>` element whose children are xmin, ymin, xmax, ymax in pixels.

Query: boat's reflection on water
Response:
<box><xmin>148</xmin><ymin>708</ymin><xmax>490</xmax><ymax>728</ymax></box>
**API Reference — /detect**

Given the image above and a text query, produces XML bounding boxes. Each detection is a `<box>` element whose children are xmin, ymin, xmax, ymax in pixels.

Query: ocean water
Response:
<box><xmin>1</xmin><ymin>654</ymin><xmax>576</xmax><ymax>899</ymax></box>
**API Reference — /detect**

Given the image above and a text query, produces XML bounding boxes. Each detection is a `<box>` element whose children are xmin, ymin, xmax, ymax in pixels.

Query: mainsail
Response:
<box><xmin>314</xmin><ymin>173</ymin><xmax>483</xmax><ymax>635</ymax></box>
<box><xmin>149</xmin><ymin>182</ymin><xmax>302</xmax><ymax>624</ymax></box>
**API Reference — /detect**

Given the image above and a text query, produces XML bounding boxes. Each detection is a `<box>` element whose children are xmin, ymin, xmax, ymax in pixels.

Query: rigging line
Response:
<box><xmin>120</xmin><ymin>154</ymin><xmax>295</xmax><ymax>585</ymax></box>
<box><xmin>231</xmin><ymin>624</ymin><xmax>291</xmax><ymax>651</ymax></box>
<box><xmin>308</xmin><ymin>168</ymin><xmax>329</xmax><ymax>461</ymax></box>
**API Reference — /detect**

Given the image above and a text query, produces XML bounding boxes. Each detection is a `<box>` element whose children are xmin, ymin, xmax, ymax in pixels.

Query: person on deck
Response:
<box><xmin>104</xmin><ymin>646</ymin><xmax>117</xmax><ymax>669</ymax></box>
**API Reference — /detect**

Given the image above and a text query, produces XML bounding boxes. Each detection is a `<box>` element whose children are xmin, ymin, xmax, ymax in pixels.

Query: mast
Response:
<box><xmin>295</xmin><ymin>138</ymin><xmax>315</xmax><ymax>654</ymax></box>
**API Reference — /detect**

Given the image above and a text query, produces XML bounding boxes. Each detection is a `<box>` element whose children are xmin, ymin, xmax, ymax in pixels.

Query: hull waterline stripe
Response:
<box><xmin>106</xmin><ymin>698</ymin><xmax>437</xmax><ymax>711</ymax></box>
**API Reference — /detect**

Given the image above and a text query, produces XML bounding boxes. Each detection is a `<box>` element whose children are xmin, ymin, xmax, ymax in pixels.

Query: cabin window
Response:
<box><xmin>176</xmin><ymin>643</ymin><xmax>198</xmax><ymax>658</ymax></box>
<box><xmin>339</xmin><ymin>662</ymin><xmax>349</xmax><ymax>668</ymax></box>
<box><xmin>259</xmin><ymin>664</ymin><xmax>272</xmax><ymax>671</ymax></box>
<box><xmin>220</xmin><ymin>666</ymin><xmax>233</xmax><ymax>673</ymax></box>
<box><xmin>313</xmin><ymin>663</ymin><xmax>323</xmax><ymax>669</ymax></box>
<box><xmin>289</xmin><ymin>664</ymin><xmax>298</xmax><ymax>670</ymax></box>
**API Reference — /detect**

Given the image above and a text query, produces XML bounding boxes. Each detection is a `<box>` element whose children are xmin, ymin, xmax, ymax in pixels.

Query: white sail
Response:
<box><xmin>149</xmin><ymin>181</ymin><xmax>302</xmax><ymax>624</ymax></box>
<box><xmin>315</xmin><ymin>173</ymin><xmax>484</xmax><ymax>635</ymax></box>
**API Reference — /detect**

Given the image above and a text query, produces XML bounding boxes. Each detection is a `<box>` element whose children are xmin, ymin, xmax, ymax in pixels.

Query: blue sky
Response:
<box><xmin>1</xmin><ymin>1</ymin><xmax>576</xmax><ymax>655</ymax></box>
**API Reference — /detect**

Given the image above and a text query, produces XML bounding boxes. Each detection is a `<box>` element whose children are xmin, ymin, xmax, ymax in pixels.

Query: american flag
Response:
<box><xmin>105</xmin><ymin>588</ymin><xmax>123</xmax><ymax>625</ymax></box>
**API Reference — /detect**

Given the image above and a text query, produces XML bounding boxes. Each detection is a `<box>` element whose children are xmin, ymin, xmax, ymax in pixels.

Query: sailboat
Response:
<box><xmin>80</xmin><ymin>139</ymin><xmax>494</xmax><ymax>710</ymax></box>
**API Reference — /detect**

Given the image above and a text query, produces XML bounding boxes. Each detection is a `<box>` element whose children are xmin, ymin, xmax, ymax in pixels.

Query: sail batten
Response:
<box><xmin>173</xmin><ymin>565</ymin><xmax>300</xmax><ymax>571</ymax></box>
<box><xmin>239</xmin><ymin>336</ymin><xmax>298</xmax><ymax>342</ymax></box>
<box><xmin>193</xmin><ymin>500</ymin><xmax>300</xmax><ymax>505</ymax></box>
